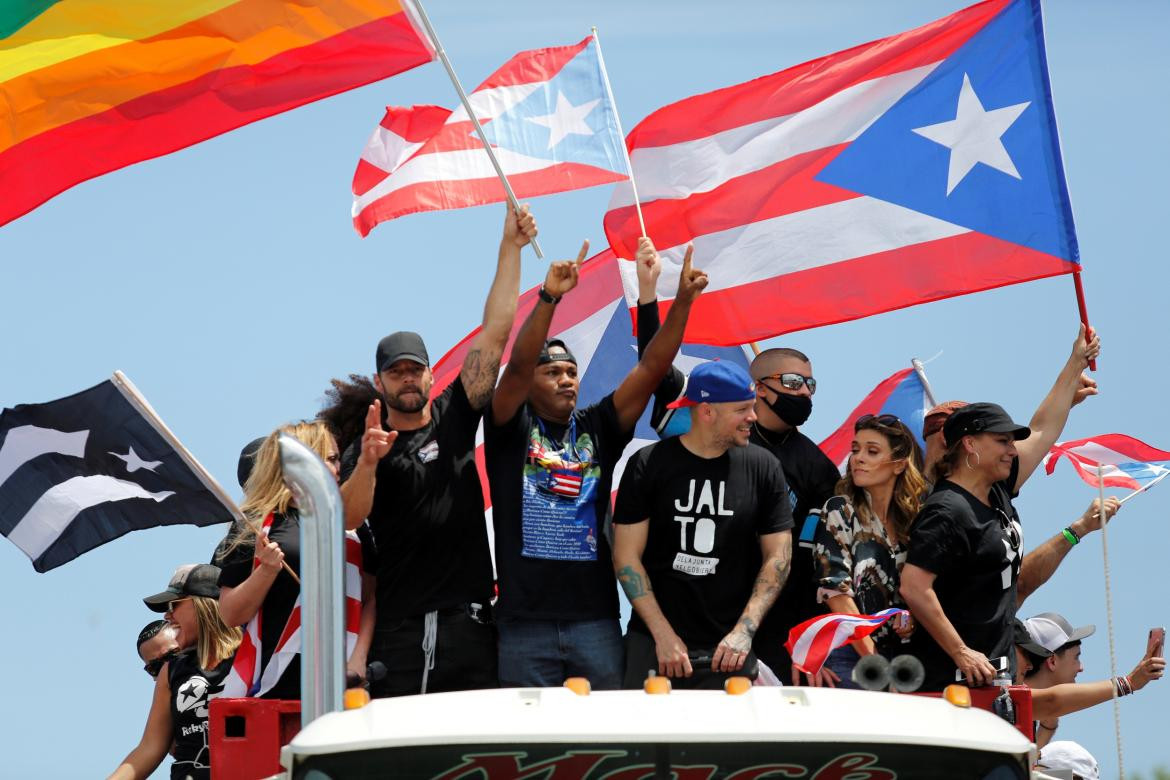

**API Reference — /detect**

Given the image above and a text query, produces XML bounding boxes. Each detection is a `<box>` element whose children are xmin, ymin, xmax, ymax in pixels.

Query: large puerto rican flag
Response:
<box><xmin>1044</xmin><ymin>434</ymin><xmax>1170</xmax><ymax>491</ymax></box>
<box><xmin>431</xmin><ymin>250</ymin><xmax>749</xmax><ymax>519</ymax></box>
<box><xmin>353</xmin><ymin>35</ymin><xmax>629</xmax><ymax>236</ymax></box>
<box><xmin>604</xmin><ymin>0</ymin><xmax>1080</xmax><ymax>345</ymax></box>
<box><xmin>819</xmin><ymin>367</ymin><xmax>935</xmax><ymax>472</ymax></box>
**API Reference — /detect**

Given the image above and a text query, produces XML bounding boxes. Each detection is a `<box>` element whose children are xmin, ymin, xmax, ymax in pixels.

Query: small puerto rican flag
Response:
<box><xmin>785</xmin><ymin>608</ymin><xmax>905</xmax><ymax>675</ymax></box>
<box><xmin>1044</xmin><ymin>433</ymin><xmax>1170</xmax><ymax>490</ymax></box>
<box><xmin>550</xmin><ymin>469</ymin><xmax>583</xmax><ymax>498</ymax></box>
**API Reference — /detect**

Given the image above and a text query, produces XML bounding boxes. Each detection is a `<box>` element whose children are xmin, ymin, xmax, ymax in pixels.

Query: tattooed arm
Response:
<box><xmin>613</xmin><ymin>519</ymin><xmax>692</xmax><ymax>679</ymax></box>
<box><xmin>713</xmin><ymin>530</ymin><xmax>792</xmax><ymax>674</ymax></box>
<box><xmin>461</xmin><ymin>205</ymin><xmax>537</xmax><ymax>410</ymax></box>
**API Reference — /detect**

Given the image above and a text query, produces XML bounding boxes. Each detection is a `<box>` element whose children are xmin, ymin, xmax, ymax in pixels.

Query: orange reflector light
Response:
<box><xmin>724</xmin><ymin>676</ymin><xmax>751</xmax><ymax>695</ymax></box>
<box><xmin>644</xmin><ymin>674</ymin><xmax>672</xmax><ymax>695</ymax></box>
<box><xmin>564</xmin><ymin>677</ymin><xmax>592</xmax><ymax>696</ymax></box>
<box><xmin>942</xmin><ymin>684</ymin><xmax>971</xmax><ymax>708</ymax></box>
<box><xmin>344</xmin><ymin>688</ymin><xmax>371</xmax><ymax>710</ymax></box>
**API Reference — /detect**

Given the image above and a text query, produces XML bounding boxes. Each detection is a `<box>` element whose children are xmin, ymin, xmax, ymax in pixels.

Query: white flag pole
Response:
<box><xmin>911</xmin><ymin>358</ymin><xmax>939</xmax><ymax>408</ymax></box>
<box><xmin>591</xmin><ymin>26</ymin><xmax>646</xmax><ymax>238</ymax></box>
<box><xmin>1117</xmin><ymin>468</ymin><xmax>1170</xmax><ymax>506</ymax></box>
<box><xmin>112</xmin><ymin>371</ymin><xmax>300</xmax><ymax>584</ymax></box>
<box><xmin>408</xmin><ymin>0</ymin><xmax>544</xmax><ymax>258</ymax></box>
<box><xmin>1096</xmin><ymin>464</ymin><xmax>1125</xmax><ymax>779</ymax></box>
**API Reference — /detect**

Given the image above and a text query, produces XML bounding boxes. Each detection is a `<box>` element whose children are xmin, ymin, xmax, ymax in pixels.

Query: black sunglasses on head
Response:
<box><xmin>144</xmin><ymin>648</ymin><xmax>180</xmax><ymax>679</ymax></box>
<box><xmin>854</xmin><ymin>413</ymin><xmax>901</xmax><ymax>431</ymax></box>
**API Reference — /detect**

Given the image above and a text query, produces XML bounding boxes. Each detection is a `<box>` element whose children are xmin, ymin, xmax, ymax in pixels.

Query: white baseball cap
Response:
<box><xmin>1038</xmin><ymin>741</ymin><xmax>1099</xmax><ymax>780</ymax></box>
<box><xmin>1025</xmin><ymin>612</ymin><xmax>1096</xmax><ymax>653</ymax></box>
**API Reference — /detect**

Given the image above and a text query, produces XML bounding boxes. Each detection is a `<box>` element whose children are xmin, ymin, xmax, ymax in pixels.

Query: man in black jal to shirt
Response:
<box><xmin>484</xmin><ymin>236</ymin><xmax>708</xmax><ymax>689</ymax></box>
<box><xmin>613</xmin><ymin>361</ymin><xmax>794</xmax><ymax>689</ymax></box>
<box><xmin>340</xmin><ymin>205</ymin><xmax>537</xmax><ymax>697</ymax></box>
<box><xmin>632</xmin><ymin>254</ymin><xmax>839</xmax><ymax>685</ymax></box>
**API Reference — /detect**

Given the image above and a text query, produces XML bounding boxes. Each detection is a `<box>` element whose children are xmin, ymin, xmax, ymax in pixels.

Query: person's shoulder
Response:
<box><xmin>790</xmin><ymin>429</ymin><xmax>839</xmax><ymax>469</ymax></box>
<box><xmin>742</xmin><ymin>442</ymin><xmax>783</xmax><ymax>469</ymax></box>
<box><xmin>823</xmin><ymin>494</ymin><xmax>853</xmax><ymax>514</ymax></box>
<box><xmin>919</xmin><ymin>481</ymin><xmax>975</xmax><ymax>519</ymax></box>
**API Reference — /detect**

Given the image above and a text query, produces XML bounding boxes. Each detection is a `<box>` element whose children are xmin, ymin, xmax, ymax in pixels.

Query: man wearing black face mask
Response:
<box><xmin>636</xmin><ymin>258</ymin><xmax>840</xmax><ymax>685</ymax></box>
<box><xmin>746</xmin><ymin>349</ymin><xmax>841</xmax><ymax>685</ymax></box>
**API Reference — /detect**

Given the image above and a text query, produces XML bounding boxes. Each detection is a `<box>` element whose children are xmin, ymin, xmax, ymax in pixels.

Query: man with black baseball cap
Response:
<box><xmin>613</xmin><ymin>360</ymin><xmax>794</xmax><ymax>689</ymax></box>
<box><xmin>483</xmin><ymin>237</ymin><xmax>707</xmax><ymax>689</ymax></box>
<box><xmin>340</xmin><ymin>205</ymin><xmax>536</xmax><ymax>697</ymax></box>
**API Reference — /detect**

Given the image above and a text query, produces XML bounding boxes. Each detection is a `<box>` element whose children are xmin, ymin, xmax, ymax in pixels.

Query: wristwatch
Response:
<box><xmin>538</xmin><ymin>286</ymin><xmax>561</xmax><ymax>305</ymax></box>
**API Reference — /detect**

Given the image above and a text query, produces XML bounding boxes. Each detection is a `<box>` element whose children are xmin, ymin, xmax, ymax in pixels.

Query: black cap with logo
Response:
<box><xmin>942</xmin><ymin>402</ymin><xmax>1031</xmax><ymax>447</ymax></box>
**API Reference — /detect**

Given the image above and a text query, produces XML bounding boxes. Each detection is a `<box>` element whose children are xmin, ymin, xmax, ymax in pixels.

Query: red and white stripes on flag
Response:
<box><xmin>785</xmin><ymin>608</ymin><xmax>905</xmax><ymax>675</ymax></box>
<box><xmin>603</xmin><ymin>0</ymin><xmax>1078</xmax><ymax>345</ymax></box>
<box><xmin>220</xmin><ymin>515</ymin><xmax>363</xmax><ymax>698</ymax></box>
<box><xmin>1044</xmin><ymin>434</ymin><xmax>1170</xmax><ymax>491</ymax></box>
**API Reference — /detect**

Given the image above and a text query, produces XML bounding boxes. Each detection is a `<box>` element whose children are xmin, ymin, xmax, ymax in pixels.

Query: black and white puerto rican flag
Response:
<box><xmin>0</xmin><ymin>372</ymin><xmax>239</xmax><ymax>572</ymax></box>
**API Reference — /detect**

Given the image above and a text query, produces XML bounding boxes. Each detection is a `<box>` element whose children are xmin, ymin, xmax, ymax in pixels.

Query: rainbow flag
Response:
<box><xmin>0</xmin><ymin>0</ymin><xmax>435</xmax><ymax>227</ymax></box>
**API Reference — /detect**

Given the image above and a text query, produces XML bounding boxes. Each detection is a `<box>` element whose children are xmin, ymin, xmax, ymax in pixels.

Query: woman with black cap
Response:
<box><xmin>109</xmin><ymin>564</ymin><xmax>241</xmax><ymax>780</ymax></box>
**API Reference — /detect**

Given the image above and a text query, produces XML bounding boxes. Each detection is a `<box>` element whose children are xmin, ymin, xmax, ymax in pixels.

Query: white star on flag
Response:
<box><xmin>912</xmin><ymin>73</ymin><xmax>1031</xmax><ymax>195</ymax></box>
<box><xmin>109</xmin><ymin>446</ymin><xmax>162</xmax><ymax>473</ymax></box>
<box><xmin>525</xmin><ymin>92</ymin><xmax>601</xmax><ymax>150</ymax></box>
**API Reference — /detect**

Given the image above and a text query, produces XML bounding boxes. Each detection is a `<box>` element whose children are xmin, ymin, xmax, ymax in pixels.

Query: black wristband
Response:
<box><xmin>538</xmin><ymin>286</ymin><xmax>561</xmax><ymax>305</ymax></box>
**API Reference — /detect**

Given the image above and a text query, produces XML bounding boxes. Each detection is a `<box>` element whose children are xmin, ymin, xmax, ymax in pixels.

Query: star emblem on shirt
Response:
<box><xmin>912</xmin><ymin>73</ymin><xmax>1031</xmax><ymax>195</ymax></box>
<box><xmin>525</xmin><ymin>92</ymin><xmax>601</xmax><ymax>150</ymax></box>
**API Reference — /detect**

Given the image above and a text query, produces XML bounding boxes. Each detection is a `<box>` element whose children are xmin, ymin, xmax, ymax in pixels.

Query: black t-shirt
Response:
<box><xmin>485</xmin><ymin>395</ymin><xmax>631</xmax><ymax>620</ymax></box>
<box><xmin>905</xmin><ymin>460</ymin><xmax>1023</xmax><ymax>691</ymax></box>
<box><xmin>341</xmin><ymin>377</ymin><xmax>493</xmax><ymax>620</ymax></box>
<box><xmin>168</xmin><ymin>650</ymin><xmax>233</xmax><ymax>780</ymax></box>
<box><xmin>218</xmin><ymin>511</ymin><xmax>303</xmax><ymax>700</ymax></box>
<box><xmin>614</xmin><ymin>438</ymin><xmax>793</xmax><ymax>648</ymax></box>
<box><xmin>749</xmin><ymin>425</ymin><xmax>840</xmax><ymax>671</ymax></box>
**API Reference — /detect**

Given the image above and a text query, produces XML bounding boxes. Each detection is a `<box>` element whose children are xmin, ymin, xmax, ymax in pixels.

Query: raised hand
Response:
<box><xmin>1079</xmin><ymin>496</ymin><xmax>1121</xmax><ymax>534</ymax></box>
<box><xmin>1070</xmin><ymin>324</ymin><xmax>1101</xmax><ymax>370</ymax></box>
<box><xmin>256</xmin><ymin>537</ymin><xmax>285</xmax><ymax>572</ymax></box>
<box><xmin>503</xmin><ymin>203</ymin><xmax>537</xmax><ymax>248</ymax></box>
<box><xmin>674</xmin><ymin>244</ymin><xmax>708</xmax><ymax>305</ymax></box>
<box><xmin>635</xmin><ymin>236</ymin><xmax>662</xmax><ymax>303</ymax></box>
<box><xmin>1130</xmin><ymin>652</ymin><xmax>1165</xmax><ymax>691</ymax></box>
<box><xmin>543</xmin><ymin>240</ymin><xmax>589</xmax><ymax>300</ymax></box>
<box><xmin>358</xmin><ymin>400</ymin><xmax>397</xmax><ymax>469</ymax></box>
<box><xmin>1071</xmin><ymin>372</ymin><xmax>1098</xmax><ymax>407</ymax></box>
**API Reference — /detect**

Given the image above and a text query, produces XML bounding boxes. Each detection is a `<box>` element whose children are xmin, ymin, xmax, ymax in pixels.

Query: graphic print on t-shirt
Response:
<box><xmin>997</xmin><ymin>507</ymin><xmax>1023</xmax><ymax>589</ymax></box>
<box><xmin>174</xmin><ymin>673</ymin><xmax>213</xmax><ymax>772</ymax></box>
<box><xmin>521</xmin><ymin>417</ymin><xmax>601</xmax><ymax>561</ymax></box>
<box><xmin>671</xmin><ymin>478</ymin><xmax>734</xmax><ymax>575</ymax></box>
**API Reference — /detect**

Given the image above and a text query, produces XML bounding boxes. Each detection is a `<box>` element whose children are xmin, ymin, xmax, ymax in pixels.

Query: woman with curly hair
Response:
<box><xmin>813</xmin><ymin>414</ymin><xmax>926</xmax><ymax>687</ymax></box>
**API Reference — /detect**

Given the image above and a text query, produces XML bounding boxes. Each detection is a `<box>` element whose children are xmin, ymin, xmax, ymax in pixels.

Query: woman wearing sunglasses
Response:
<box><xmin>813</xmin><ymin>414</ymin><xmax>926</xmax><ymax>687</ymax></box>
<box><xmin>110</xmin><ymin>564</ymin><xmax>241</xmax><ymax>780</ymax></box>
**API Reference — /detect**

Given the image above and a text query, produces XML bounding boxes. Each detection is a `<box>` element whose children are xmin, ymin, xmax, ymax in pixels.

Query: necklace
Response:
<box><xmin>752</xmin><ymin>422</ymin><xmax>791</xmax><ymax>448</ymax></box>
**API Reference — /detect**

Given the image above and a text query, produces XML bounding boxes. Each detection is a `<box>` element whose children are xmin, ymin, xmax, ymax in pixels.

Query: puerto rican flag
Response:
<box><xmin>604</xmin><ymin>0</ymin><xmax>1079</xmax><ymax>345</ymax></box>
<box><xmin>819</xmin><ymin>366</ymin><xmax>935</xmax><ymax>472</ymax></box>
<box><xmin>219</xmin><ymin>516</ymin><xmax>363</xmax><ymax>698</ymax></box>
<box><xmin>786</xmin><ymin>608</ymin><xmax>906</xmax><ymax>675</ymax></box>
<box><xmin>1044</xmin><ymin>434</ymin><xmax>1170</xmax><ymax>491</ymax></box>
<box><xmin>431</xmin><ymin>249</ymin><xmax>750</xmax><ymax>520</ymax></box>
<box><xmin>550</xmin><ymin>470</ymin><xmax>584</xmax><ymax>499</ymax></box>
<box><xmin>352</xmin><ymin>35</ymin><xmax>628</xmax><ymax>236</ymax></box>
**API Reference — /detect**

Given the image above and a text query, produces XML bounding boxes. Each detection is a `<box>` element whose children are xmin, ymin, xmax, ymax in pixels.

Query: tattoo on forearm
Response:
<box><xmin>462</xmin><ymin>348</ymin><xmax>502</xmax><ymax>406</ymax></box>
<box><xmin>617</xmin><ymin>565</ymin><xmax>651</xmax><ymax>600</ymax></box>
<box><xmin>773</xmin><ymin>545</ymin><xmax>792</xmax><ymax>590</ymax></box>
<box><xmin>738</xmin><ymin>616</ymin><xmax>758</xmax><ymax>638</ymax></box>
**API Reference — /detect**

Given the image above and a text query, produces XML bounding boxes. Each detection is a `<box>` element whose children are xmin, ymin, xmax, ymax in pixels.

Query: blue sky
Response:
<box><xmin>1</xmin><ymin>1</ymin><xmax>1167</xmax><ymax>776</ymax></box>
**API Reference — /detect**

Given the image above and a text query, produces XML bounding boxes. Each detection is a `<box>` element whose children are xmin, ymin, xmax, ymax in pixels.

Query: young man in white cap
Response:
<box><xmin>613</xmin><ymin>360</ymin><xmax>793</xmax><ymax>689</ymax></box>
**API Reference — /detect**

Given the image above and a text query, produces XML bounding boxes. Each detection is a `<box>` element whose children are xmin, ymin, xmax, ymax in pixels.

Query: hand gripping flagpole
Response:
<box><xmin>591</xmin><ymin>26</ymin><xmax>645</xmax><ymax>238</ymax></box>
<box><xmin>1096</xmin><ymin>464</ymin><xmax>1125</xmax><ymax>779</ymax></box>
<box><xmin>408</xmin><ymin>0</ymin><xmax>544</xmax><ymax>258</ymax></box>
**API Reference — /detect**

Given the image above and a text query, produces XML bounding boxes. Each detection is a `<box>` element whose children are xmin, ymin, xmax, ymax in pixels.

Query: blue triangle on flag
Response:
<box><xmin>479</xmin><ymin>40</ymin><xmax>627</xmax><ymax>175</ymax></box>
<box><xmin>816</xmin><ymin>0</ymin><xmax>1078</xmax><ymax>263</ymax></box>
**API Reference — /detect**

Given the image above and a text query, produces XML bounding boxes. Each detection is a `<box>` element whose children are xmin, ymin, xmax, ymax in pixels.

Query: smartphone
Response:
<box><xmin>955</xmin><ymin>656</ymin><xmax>1008</xmax><ymax>682</ymax></box>
<box><xmin>1148</xmin><ymin>627</ymin><xmax>1166</xmax><ymax>658</ymax></box>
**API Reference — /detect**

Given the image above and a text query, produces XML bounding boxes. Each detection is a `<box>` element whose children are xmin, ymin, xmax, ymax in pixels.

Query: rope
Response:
<box><xmin>1097</xmin><ymin>465</ymin><xmax>1124</xmax><ymax>779</ymax></box>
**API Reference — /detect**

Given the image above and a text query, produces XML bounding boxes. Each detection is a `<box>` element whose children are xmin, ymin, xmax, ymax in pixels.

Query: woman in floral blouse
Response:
<box><xmin>813</xmin><ymin>414</ymin><xmax>926</xmax><ymax>687</ymax></box>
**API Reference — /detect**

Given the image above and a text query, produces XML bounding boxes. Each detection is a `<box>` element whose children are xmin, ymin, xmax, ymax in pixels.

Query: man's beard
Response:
<box><xmin>385</xmin><ymin>387</ymin><xmax>428</xmax><ymax>413</ymax></box>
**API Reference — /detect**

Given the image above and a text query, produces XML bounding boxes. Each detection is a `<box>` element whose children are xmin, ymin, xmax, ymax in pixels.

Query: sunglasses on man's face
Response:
<box><xmin>144</xmin><ymin>648</ymin><xmax>180</xmax><ymax>679</ymax></box>
<box><xmin>763</xmin><ymin>372</ymin><xmax>816</xmax><ymax>395</ymax></box>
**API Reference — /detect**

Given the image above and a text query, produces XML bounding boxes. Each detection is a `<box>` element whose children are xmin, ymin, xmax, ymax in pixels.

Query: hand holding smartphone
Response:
<box><xmin>1147</xmin><ymin>627</ymin><xmax>1165</xmax><ymax>658</ymax></box>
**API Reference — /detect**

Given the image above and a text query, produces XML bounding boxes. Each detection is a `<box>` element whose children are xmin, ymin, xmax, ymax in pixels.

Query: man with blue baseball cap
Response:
<box><xmin>613</xmin><ymin>360</ymin><xmax>794</xmax><ymax>689</ymax></box>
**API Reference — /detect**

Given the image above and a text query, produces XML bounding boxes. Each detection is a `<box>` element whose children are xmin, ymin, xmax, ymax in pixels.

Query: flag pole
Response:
<box><xmin>1072</xmin><ymin>271</ymin><xmax>1096</xmax><ymax>371</ymax></box>
<box><xmin>408</xmin><ymin>0</ymin><xmax>544</xmax><ymax>258</ymax></box>
<box><xmin>1097</xmin><ymin>464</ymin><xmax>1125</xmax><ymax>779</ymax></box>
<box><xmin>111</xmin><ymin>371</ymin><xmax>301</xmax><ymax>585</ymax></box>
<box><xmin>591</xmin><ymin>26</ymin><xmax>646</xmax><ymax>238</ymax></box>
<box><xmin>1117</xmin><ymin>469</ymin><xmax>1170</xmax><ymax>506</ymax></box>
<box><xmin>911</xmin><ymin>358</ymin><xmax>939</xmax><ymax>407</ymax></box>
